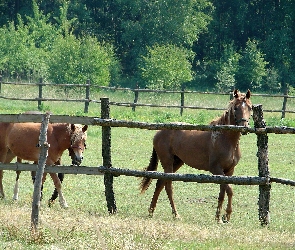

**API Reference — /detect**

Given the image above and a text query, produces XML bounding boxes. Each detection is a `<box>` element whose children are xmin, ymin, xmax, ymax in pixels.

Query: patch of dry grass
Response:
<box><xmin>0</xmin><ymin>197</ymin><xmax>294</xmax><ymax>249</ymax></box>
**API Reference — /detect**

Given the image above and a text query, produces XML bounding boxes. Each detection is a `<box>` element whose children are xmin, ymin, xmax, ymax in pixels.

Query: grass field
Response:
<box><xmin>0</xmin><ymin>85</ymin><xmax>295</xmax><ymax>249</ymax></box>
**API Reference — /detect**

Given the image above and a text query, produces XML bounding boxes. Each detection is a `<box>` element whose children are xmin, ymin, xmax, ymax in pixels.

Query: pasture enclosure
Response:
<box><xmin>1</xmin><ymin>97</ymin><xmax>295</xmax><ymax>232</ymax></box>
<box><xmin>1</xmin><ymin>78</ymin><xmax>295</xmax><ymax>118</ymax></box>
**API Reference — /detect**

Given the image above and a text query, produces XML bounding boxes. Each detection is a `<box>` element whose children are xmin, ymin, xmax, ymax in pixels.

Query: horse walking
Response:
<box><xmin>0</xmin><ymin>122</ymin><xmax>88</xmax><ymax>208</ymax></box>
<box><xmin>140</xmin><ymin>89</ymin><xmax>252</xmax><ymax>223</ymax></box>
<box><xmin>12</xmin><ymin>111</ymin><xmax>68</xmax><ymax>203</ymax></box>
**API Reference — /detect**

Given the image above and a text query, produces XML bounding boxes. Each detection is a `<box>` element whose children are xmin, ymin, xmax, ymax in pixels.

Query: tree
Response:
<box><xmin>236</xmin><ymin>39</ymin><xmax>268</xmax><ymax>90</ymax></box>
<box><xmin>140</xmin><ymin>44</ymin><xmax>194</xmax><ymax>89</ymax></box>
<box><xmin>216</xmin><ymin>43</ymin><xmax>241</xmax><ymax>91</ymax></box>
<box><xmin>47</xmin><ymin>34</ymin><xmax>118</xmax><ymax>87</ymax></box>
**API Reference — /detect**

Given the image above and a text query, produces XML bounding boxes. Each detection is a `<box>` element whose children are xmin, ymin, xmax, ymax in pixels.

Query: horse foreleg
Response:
<box><xmin>48</xmin><ymin>173</ymin><xmax>64</xmax><ymax>207</ymax></box>
<box><xmin>0</xmin><ymin>170</ymin><xmax>4</xmax><ymax>199</ymax></box>
<box><xmin>224</xmin><ymin>184</ymin><xmax>233</xmax><ymax>222</ymax></box>
<box><xmin>216</xmin><ymin>184</ymin><xmax>226</xmax><ymax>223</ymax></box>
<box><xmin>13</xmin><ymin>170</ymin><xmax>21</xmax><ymax>200</ymax></box>
<box><xmin>49</xmin><ymin>173</ymin><xmax>68</xmax><ymax>208</ymax></box>
<box><xmin>149</xmin><ymin>179</ymin><xmax>165</xmax><ymax>217</ymax></box>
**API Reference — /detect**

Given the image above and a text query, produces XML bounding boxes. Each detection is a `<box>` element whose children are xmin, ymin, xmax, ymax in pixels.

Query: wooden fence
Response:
<box><xmin>1</xmin><ymin>99</ymin><xmax>295</xmax><ymax>230</ymax></box>
<box><xmin>1</xmin><ymin>78</ymin><xmax>295</xmax><ymax>117</ymax></box>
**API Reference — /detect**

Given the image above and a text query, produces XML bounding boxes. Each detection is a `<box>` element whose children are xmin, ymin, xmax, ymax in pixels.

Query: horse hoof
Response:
<box><xmin>222</xmin><ymin>215</ymin><xmax>229</xmax><ymax>223</ymax></box>
<box><xmin>148</xmin><ymin>208</ymin><xmax>154</xmax><ymax>217</ymax></box>
<box><xmin>60</xmin><ymin>202</ymin><xmax>69</xmax><ymax>209</ymax></box>
<box><xmin>216</xmin><ymin>219</ymin><xmax>223</xmax><ymax>224</ymax></box>
<box><xmin>48</xmin><ymin>199</ymin><xmax>54</xmax><ymax>207</ymax></box>
<box><xmin>173</xmin><ymin>214</ymin><xmax>181</xmax><ymax>220</ymax></box>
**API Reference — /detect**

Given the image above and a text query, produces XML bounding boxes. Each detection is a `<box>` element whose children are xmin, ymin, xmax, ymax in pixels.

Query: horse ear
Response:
<box><xmin>233</xmin><ymin>89</ymin><xmax>239</xmax><ymax>98</ymax></box>
<box><xmin>246</xmin><ymin>89</ymin><xmax>251</xmax><ymax>99</ymax></box>
<box><xmin>82</xmin><ymin>125</ymin><xmax>88</xmax><ymax>132</ymax></box>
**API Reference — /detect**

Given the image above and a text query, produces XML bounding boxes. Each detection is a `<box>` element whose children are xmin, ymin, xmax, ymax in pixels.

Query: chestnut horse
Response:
<box><xmin>12</xmin><ymin>111</ymin><xmax>69</xmax><ymax>204</ymax></box>
<box><xmin>140</xmin><ymin>89</ymin><xmax>252</xmax><ymax>223</ymax></box>
<box><xmin>0</xmin><ymin>122</ymin><xmax>88</xmax><ymax>208</ymax></box>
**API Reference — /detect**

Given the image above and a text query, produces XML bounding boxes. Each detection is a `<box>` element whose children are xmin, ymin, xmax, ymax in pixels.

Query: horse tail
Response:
<box><xmin>140</xmin><ymin>148</ymin><xmax>158</xmax><ymax>194</ymax></box>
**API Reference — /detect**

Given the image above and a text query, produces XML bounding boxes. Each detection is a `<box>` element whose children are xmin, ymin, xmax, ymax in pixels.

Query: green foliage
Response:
<box><xmin>0</xmin><ymin>0</ymin><xmax>295</xmax><ymax>92</ymax></box>
<box><xmin>53</xmin><ymin>0</ymin><xmax>77</xmax><ymax>37</ymax></box>
<box><xmin>216</xmin><ymin>43</ymin><xmax>241</xmax><ymax>91</ymax></box>
<box><xmin>236</xmin><ymin>39</ymin><xmax>268</xmax><ymax>90</ymax></box>
<box><xmin>47</xmin><ymin>34</ymin><xmax>117</xmax><ymax>86</ymax></box>
<box><xmin>140</xmin><ymin>44</ymin><xmax>194</xmax><ymax>89</ymax></box>
<box><xmin>263</xmin><ymin>67</ymin><xmax>281</xmax><ymax>92</ymax></box>
<box><xmin>0</xmin><ymin>1</ymin><xmax>120</xmax><ymax>86</ymax></box>
<box><xmin>91</xmin><ymin>0</ymin><xmax>213</xmax><ymax>76</ymax></box>
<box><xmin>0</xmin><ymin>20</ymin><xmax>48</xmax><ymax>80</ymax></box>
<box><xmin>25</xmin><ymin>0</ymin><xmax>58</xmax><ymax>50</ymax></box>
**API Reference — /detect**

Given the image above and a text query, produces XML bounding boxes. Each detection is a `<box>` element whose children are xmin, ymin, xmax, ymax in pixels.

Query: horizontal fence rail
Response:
<box><xmin>1</xmin><ymin>114</ymin><xmax>295</xmax><ymax>134</ymax></box>
<box><xmin>0</xmin><ymin>79</ymin><xmax>295</xmax><ymax>117</ymax></box>
<box><xmin>0</xmin><ymin>162</ymin><xmax>294</xmax><ymax>186</ymax></box>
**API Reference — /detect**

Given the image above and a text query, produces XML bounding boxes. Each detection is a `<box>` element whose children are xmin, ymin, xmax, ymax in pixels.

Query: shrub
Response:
<box><xmin>140</xmin><ymin>44</ymin><xmax>193</xmax><ymax>89</ymax></box>
<box><xmin>47</xmin><ymin>34</ymin><xmax>119</xmax><ymax>87</ymax></box>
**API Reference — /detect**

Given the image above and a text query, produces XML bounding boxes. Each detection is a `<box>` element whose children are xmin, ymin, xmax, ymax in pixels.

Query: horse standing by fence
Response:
<box><xmin>0</xmin><ymin>122</ymin><xmax>88</xmax><ymax>208</ymax></box>
<box><xmin>140</xmin><ymin>89</ymin><xmax>252</xmax><ymax>223</ymax></box>
<box><xmin>12</xmin><ymin>111</ymin><xmax>67</xmax><ymax>204</ymax></box>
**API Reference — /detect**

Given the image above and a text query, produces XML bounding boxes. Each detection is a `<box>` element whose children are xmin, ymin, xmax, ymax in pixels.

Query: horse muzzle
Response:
<box><xmin>72</xmin><ymin>156</ymin><xmax>83</xmax><ymax>166</ymax></box>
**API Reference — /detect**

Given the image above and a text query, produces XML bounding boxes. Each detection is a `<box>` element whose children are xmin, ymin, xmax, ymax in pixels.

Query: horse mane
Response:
<box><xmin>210</xmin><ymin>91</ymin><xmax>249</xmax><ymax>126</ymax></box>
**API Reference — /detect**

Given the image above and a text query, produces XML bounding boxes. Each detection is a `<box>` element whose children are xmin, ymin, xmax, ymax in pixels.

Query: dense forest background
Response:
<box><xmin>0</xmin><ymin>0</ymin><xmax>294</xmax><ymax>92</ymax></box>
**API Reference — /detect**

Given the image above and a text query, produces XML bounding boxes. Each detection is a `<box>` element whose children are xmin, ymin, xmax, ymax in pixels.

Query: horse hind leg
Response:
<box><xmin>149</xmin><ymin>179</ymin><xmax>165</xmax><ymax>217</ymax></box>
<box><xmin>165</xmin><ymin>155</ymin><xmax>183</xmax><ymax>218</ymax></box>
<box><xmin>148</xmin><ymin>155</ymin><xmax>183</xmax><ymax>218</ymax></box>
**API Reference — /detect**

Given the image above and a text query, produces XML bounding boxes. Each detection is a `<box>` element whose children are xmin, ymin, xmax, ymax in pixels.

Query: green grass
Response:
<box><xmin>0</xmin><ymin>85</ymin><xmax>295</xmax><ymax>249</ymax></box>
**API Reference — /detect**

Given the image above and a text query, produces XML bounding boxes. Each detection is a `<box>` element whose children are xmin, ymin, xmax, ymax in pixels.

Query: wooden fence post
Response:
<box><xmin>101</xmin><ymin>97</ymin><xmax>117</xmax><ymax>214</ymax></box>
<box><xmin>84</xmin><ymin>79</ymin><xmax>90</xmax><ymax>113</ymax></box>
<box><xmin>132</xmin><ymin>83</ymin><xmax>139</xmax><ymax>112</ymax></box>
<box><xmin>180</xmin><ymin>86</ymin><xmax>185</xmax><ymax>116</ymax></box>
<box><xmin>31</xmin><ymin>112</ymin><xmax>50</xmax><ymax>233</ymax></box>
<box><xmin>0</xmin><ymin>72</ymin><xmax>2</xmax><ymax>94</ymax></box>
<box><xmin>281</xmin><ymin>84</ymin><xmax>288</xmax><ymax>119</ymax></box>
<box><xmin>38</xmin><ymin>78</ymin><xmax>43</xmax><ymax>110</ymax></box>
<box><xmin>253</xmin><ymin>104</ymin><xmax>271</xmax><ymax>226</ymax></box>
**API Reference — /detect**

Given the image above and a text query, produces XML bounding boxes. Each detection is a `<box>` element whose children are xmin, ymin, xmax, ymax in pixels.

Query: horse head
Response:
<box><xmin>69</xmin><ymin>124</ymin><xmax>88</xmax><ymax>166</ymax></box>
<box><xmin>231</xmin><ymin>89</ymin><xmax>252</xmax><ymax>127</ymax></box>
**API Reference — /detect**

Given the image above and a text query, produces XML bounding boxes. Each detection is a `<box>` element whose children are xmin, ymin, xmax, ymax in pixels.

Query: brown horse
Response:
<box><xmin>0</xmin><ymin>122</ymin><xmax>88</xmax><ymax>208</ymax></box>
<box><xmin>140</xmin><ymin>89</ymin><xmax>252</xmax><ymax>223</ymax></box>
<box><xmin>11</xmin><ymin>111</ymin><xmax>69</xmax><ymax>203</ymax></box>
